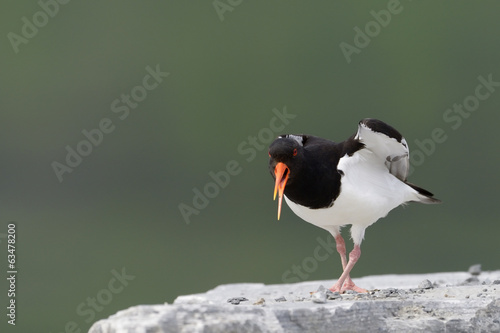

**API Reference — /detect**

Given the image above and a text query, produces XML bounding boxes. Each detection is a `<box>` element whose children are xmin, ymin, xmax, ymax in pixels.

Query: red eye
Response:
<box><xmin>293</xmin><ymin>149</ymin><xmax>297</xmax><ymax>156</ymax></box>
<box><xmin>268</xmin><ymin>151</ymin><xmax>271</xmax><ymax>157</ymax></box>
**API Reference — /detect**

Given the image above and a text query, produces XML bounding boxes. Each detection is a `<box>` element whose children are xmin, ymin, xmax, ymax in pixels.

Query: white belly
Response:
<box><xmin>284</xmin><ymin>152</ymin><xmax>418</xmax><ymax>242</ymax></box>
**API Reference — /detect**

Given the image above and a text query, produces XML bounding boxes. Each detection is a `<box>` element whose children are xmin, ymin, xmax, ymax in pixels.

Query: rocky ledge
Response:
<box><xmin>89</xmin><ymin>267</ymin><xmax>500</xmax><ymax>333</ymax></box>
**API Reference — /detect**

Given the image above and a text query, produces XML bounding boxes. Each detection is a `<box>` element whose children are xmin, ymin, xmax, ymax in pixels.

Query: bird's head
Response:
<box><xmin>268</xmin><ymin>135</ymin><xmax>306</xmax><ymax>220</ymax></box>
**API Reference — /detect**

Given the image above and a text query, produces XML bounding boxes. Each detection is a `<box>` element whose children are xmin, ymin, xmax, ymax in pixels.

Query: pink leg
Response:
<box><xmin>335</xmin><ymin>236</ymin><xmax>363</xmax><ymax>291</ymax></box>
<box><xmin>335</xmin><ymin>235</ymin><xmax>348</xmax><ymax>270</ymax></box>
<box><xmin>329</xmin><ymin>243</ymin><xmax>367</xmax><ymax>293</ymax></box>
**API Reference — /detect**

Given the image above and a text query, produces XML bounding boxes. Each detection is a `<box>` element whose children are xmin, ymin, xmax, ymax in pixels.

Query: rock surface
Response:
<box><xmin>89</xmin><ymin>269</ymin><xmax>500</xmax><ymax>333</ymax></box>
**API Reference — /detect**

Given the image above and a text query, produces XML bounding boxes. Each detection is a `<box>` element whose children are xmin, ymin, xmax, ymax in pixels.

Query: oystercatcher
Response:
<box><xmin>268</xmin><ymin>118</ymin><xmax>441</xmax><ymax>293</ymax></box>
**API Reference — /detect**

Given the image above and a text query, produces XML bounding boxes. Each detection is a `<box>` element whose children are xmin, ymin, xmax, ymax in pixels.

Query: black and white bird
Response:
<box><xmin>268</xmin><ymin>118</ymin><xmax>440</xmax><ymax>293</ymax></box>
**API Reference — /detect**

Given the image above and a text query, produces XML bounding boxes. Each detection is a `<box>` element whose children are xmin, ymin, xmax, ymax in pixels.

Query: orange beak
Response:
<box><xmin>273</xmin><ymin>162</ymin><xmax>290</xmax><ymax>220</ymax></box>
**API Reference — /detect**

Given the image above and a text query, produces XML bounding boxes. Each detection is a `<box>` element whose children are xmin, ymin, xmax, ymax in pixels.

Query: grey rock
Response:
<box><xmin>311</xmin><ymin>285</ymin><xmax>327</xmax><ymax>303</ymax></box>
<box><xmin>419</xmin><ymin>279</ymin><xmax>433</xmax><ymax>289</ymax></box>
<box><xmin>344</xmin><ymin>289</ymin><xmax>359</xmax><ymax>294</ymax></box>
<box><xmin>89</xmin><ymin>270</ymin><xmax>500</xmax><ymax>333</ymax></box>
<box><xmin>470</xmin><ymin>298</ymin><xmax>500</xmax><ymax>332</ymax></box>
<box><xmin>326</xmin><ymin>290</ymin><xmax>342</xmax><ymax>300</ymax></box>
<box><xmin>469</xmin><ymin>264</ymin><xmax>482</xmax><ymax>275</ymax></box>
<box><xmin>340</xmin><ymin>293</ymin><xmax>356</xmax><ymax>300</ymax></box>
<box><xmin>227</xmin><ymin>297</ymin><xmax>248</xmax><ymax>305</ymax></box>
<box><xmin>375</xmin><ymin>288</ymin><xmax>400</xmax><ymax>298</ymax></box>
<box><xmin>461</xmin><ymin>276</ymin><xmax>480</xmax><ymax>286</ymax></box>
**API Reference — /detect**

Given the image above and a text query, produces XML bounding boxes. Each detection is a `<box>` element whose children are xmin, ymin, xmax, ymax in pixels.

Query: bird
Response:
<box><xmin>268</xmin><ymin>118</ymin><xmax>441</xmax><ymax>293</ymax></box>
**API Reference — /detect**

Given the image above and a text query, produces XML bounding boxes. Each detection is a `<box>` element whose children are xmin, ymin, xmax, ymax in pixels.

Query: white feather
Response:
<box><xmin>357</xmin><ymin>122</ymin><xmax>409</xmax><ymax>181</ymax></box>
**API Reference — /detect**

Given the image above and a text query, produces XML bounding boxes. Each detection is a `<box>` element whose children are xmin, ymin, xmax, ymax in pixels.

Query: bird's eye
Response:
<box><xmin>293</xmin><ymin>149</ymin><xmax>297</xmax><ymax>156</ymax></box>
<box><xmin>268</xmin><ymin>151</ymin><xmax>271</xmax><ymax>157</ymax></box>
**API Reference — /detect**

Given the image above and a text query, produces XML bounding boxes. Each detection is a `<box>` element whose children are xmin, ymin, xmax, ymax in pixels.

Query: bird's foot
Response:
<box><xmin>329</xmin><ymin>279</ymin><xmax>368</xmax><ymax>294</ymax></box>
<box><xmin>340</xmin><ymin>280</ymin><xmax>368</xmax><ymax>293</ymax></box>
<box><xmin>328</xmin><ymin>283</ymin><xmax>343</xmax><ymax>293</ymax></box>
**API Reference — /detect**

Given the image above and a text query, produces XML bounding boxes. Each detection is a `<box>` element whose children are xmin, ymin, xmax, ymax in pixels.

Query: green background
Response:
<box><xmin>1</xmin><ymin>1</ymin><xmax>499</xmax><ymax>332</ymax></box>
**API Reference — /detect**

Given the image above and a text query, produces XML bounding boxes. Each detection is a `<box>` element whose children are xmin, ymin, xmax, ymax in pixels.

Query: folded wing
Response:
<box><xmin>355</xmin><ymin>118</ymin><xmax>410</xmax><ymax>182</ymax></box>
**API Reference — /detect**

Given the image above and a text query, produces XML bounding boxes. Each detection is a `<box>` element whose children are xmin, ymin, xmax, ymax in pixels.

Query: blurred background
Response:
<box><xmin>1</xmin><ymin>1</ymin><xmax>499</xmax><ymax>331</ymax></box>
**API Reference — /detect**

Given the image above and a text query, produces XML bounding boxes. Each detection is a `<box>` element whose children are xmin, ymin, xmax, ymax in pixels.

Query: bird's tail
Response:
<box><xmin>406</xmin><ymin>182</ymin><xmax>442</xmax><ymax>204</ymax></box>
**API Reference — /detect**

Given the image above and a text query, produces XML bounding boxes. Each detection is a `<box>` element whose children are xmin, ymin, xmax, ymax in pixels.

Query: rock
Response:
<box><xmin>89</xmin><ymin>270</ymin><xmax>500</xmax><ymax>333</ymax></box>
<box><xmin>418</xmin><ymin>279</ymin><xmax>433</xmax><ymax>289</ymax></box>
<box><xmin>227</xmin><ymin>297</ymin><xmax>248</xmax><ymax>305</ymax></box>
<box><xmin>469</xmin><ymin>264</ymin><xmax>482</xmax><ymax>276</ymax></box>
<box><xmin>470</xmin><ymin>298</ymin><xmax>500</xmax><ymax>332</ymax></box>
<box><xmin>326</xmin><ymin>290</ymin><xmax>342</xmax><ymax>300</ymax></box>
<box><xmin>374</xmin><ymin>288</ymin><xmax>400</xmax><ymax>298</ymax></box>
<box><xmin>344</xmin><ymin>289</ymin><xmax>359</xmax><ymax>294</ymax></box>
<box><xmin>253</xmin><ymin>298</ymin><xmax>265</xmax><ymax>306</ymax></box>
<box><xmin>311</xmin><ymin>285</ymin><xmax>327</xmax><ymax>304</ymax></box>
<box><xmin>461</xmin><ymin>276</ymin><xmax>480</xmax><ymax>286</ymax></box>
